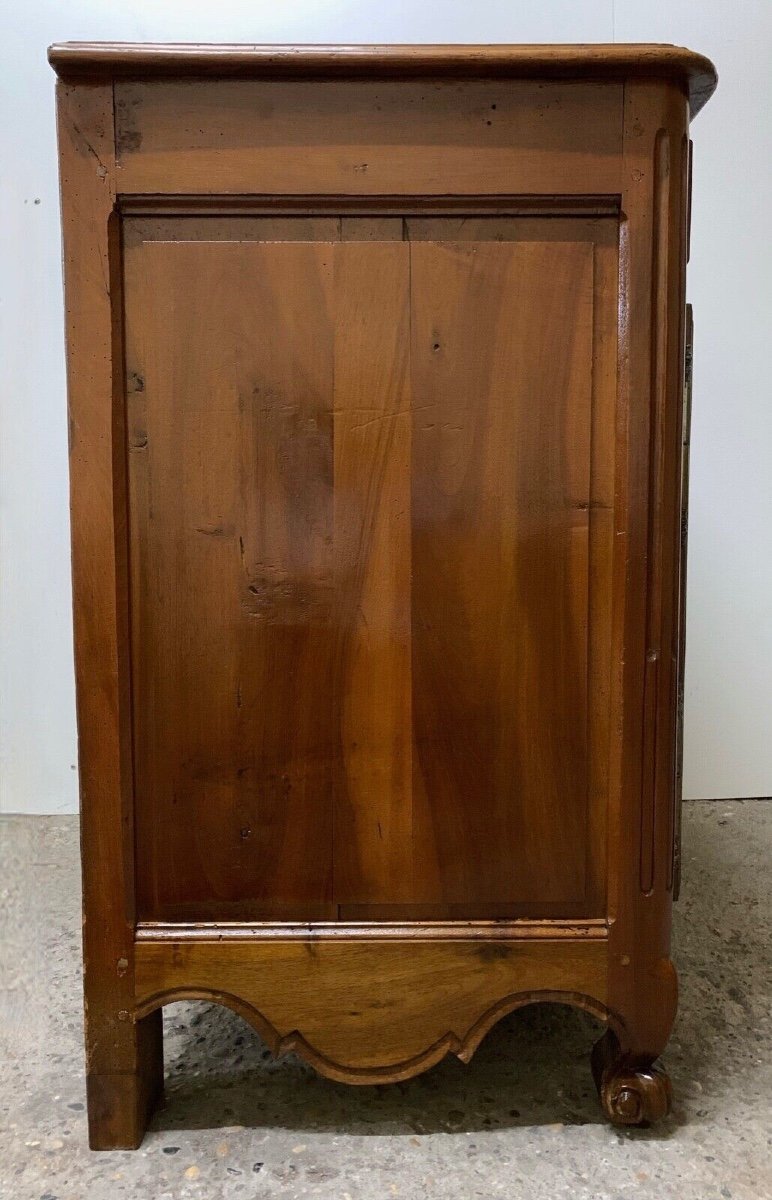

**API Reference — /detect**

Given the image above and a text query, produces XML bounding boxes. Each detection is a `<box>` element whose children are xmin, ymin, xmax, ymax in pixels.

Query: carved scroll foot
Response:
<box><xmin>591</xmin><ymin>1030</ymin><xmax>672</xmax><ymax>1126</ymax></box>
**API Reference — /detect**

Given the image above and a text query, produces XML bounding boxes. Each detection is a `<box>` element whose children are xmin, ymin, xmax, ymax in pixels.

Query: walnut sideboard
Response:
<box><xmin>49</xmin><ymin>42</ymin><xmax>717</xmax><ymax>1148</ymax></box>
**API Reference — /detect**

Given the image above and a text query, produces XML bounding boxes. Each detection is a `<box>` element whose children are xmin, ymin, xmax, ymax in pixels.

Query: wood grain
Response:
<box><xmin>125</xmin><ymin>221</ymin><xmax>611</xmax><ymax>920</ymax></box>
<box><xmin>125</xmin><ymin>240</ymin><xmax>337</xmax><ymax>918</ymax></box>
<box><xmin>52</xmin><ymin>46</ymin><xmax>712</xmax><ymax>1142</ymax></box>
<box><xmin>409</xmin><ymin>239</ymin><xmax>594</xmax><ymax>906</ymax></box>
<box><xmin>136</xmin><ymin>919</ymin><xmax>608</xmax><ymax>941</ymax></box>
<box><xmin>47</xmin><ymin>42</ymin><xmax>718</xmax><ymax>117</ymax></box>
<box><xmin>112</xmin><ymin>79</ymin><xmax>623</xmax><ymax>196</ymax></box>
<box><xmin>134</xmin><ymin>934</ymin><xmax>609</xmax><ymax>1082</ymax></box>
<box><xmin>604</xmin><ymin>82</ymin><xmax>689</xmax><ymax>1063</ymax></box>
<box><xmin>56</xmin><ymin>79</ymin><xmax>163</xmax><ymax>1150</ymax></box>
<box><xmin>406</xmin><ymin>215</ymin><xmax>617</xmax><ymax>917</ymax></box>
<box><xmin>332</xmin><ymin>243</ymin><xmax>413</xmax><ymax>904</ymax></box>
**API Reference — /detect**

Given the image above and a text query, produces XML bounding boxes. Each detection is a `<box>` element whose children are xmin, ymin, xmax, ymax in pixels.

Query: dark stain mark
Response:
<box><xmin>195</xmin><ymin>522</ymin><xmax>233</xmax><ymax>537</ymax></box>
<box><xmin>475</xmin><ymin>943</ymin><xmax>514</xmax><ymax>963</ymax></box>
<box><xmin>118</xmin><ymin>128</ymin><xmax>142</xmax><ymax>154</ymax></box>
<box><xmin>127</xmin><ymin>371</ymin><xmax>144</xmax><ymax>393</ymax></box>
<box><xmin>242</xmin><ymin>383</ymin><xmax>285</xmax><ymax>416</ymax></box>
<box><xmin>239</xmin><ymin>828</ymin><xmax>252</xmax><ymax>840</ymax></box>
<box><xmin>236</xmin><ymin>681</ymin><xmax>242</xmax><ymax>709</ymax></box>
<box><xmin>361</xmin><ymin>996</ymin><xmax>396</xmax><ymax>1011</ymax></box>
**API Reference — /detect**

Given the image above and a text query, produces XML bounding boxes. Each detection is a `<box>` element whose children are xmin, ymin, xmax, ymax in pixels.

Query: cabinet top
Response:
<box><xmin>48</xmin><ymin>42</ymin><xmax>717</xmax><ymax>116</ymax></box>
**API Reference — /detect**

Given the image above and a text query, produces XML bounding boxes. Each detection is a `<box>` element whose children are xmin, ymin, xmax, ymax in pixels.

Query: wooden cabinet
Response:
<box><xmin>50</xmin><ymin>42</ymin><xmax>717</xmax><ymax>1148</ymax></box>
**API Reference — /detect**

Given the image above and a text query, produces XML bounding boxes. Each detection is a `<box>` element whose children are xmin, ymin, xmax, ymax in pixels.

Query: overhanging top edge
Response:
<box><xmin>47</xmin><ymin>42</ymin><xmax>717</xmax><ymax>117</ymax></box>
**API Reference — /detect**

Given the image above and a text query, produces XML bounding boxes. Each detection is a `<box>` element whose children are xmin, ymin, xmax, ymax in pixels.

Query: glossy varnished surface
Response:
<box><xmin>407</xmin><ymin>239</ymin><xmax>592</xmax><ymax>908</ymax></box>
<box><xmin>124</xmin><ymin>216</ymin><xmax>616</xmax><ymax>922</ymax></box>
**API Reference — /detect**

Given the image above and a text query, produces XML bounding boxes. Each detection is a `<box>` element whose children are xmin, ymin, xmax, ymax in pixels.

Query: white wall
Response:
<box><xmin>1</xmin><ymin>1</ymin><xmax>770</xmax><ymax>813</ymax></box>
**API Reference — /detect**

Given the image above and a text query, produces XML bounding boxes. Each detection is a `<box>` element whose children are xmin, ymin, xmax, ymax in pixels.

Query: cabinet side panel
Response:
<box><xmin>409</xmin><ymin>240</ymin><xmax>594</xmax><ymax>906</ymax></box>
<box><xmin>124</xmin><ymin>216</ymin><xmax>616</xmax><ymax>921</ymax></box>
<box><xmin>125</xmin><ymin>239</ymin><xmax>337</xmax><ymax>919</ymax></box>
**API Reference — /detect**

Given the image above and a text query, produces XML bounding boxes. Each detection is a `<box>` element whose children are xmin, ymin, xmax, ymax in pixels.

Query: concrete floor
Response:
<box><xmin>1</xmin><ymin>800</ymin><xmax>770</xmax><ymax>1200</ymax></box>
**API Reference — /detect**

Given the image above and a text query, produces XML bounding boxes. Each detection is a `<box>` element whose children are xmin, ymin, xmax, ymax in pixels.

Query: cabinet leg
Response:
<box><xmin>591</xmin><ymin>1029</ymin><xmax>672</xmax><ymax>1126</ymax></box>
<box><xmin>85</xmin><ymin>1009</ymin><xmax>164</xmax><ymax>1150</ymax></box>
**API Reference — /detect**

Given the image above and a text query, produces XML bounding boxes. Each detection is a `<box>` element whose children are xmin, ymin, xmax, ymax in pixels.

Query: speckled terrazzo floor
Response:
<box><xmin>1</xmin><ymin>800</ymin><xmax>770</xmax><ymax>1200</ymax></box>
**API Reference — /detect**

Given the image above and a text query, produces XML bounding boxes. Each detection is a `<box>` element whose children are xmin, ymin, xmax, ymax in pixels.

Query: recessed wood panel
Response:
<box><xmin>332</xmin><ymin>244</ymin><xmax>414</xmax><ymax>905</ymax></box>
<box><xmin>126</xmin><ymin>240</ymin><xmax>338</xmax><ymax>918</ymax></box>
<box><xmin>125</xmin><ymin>216</ymin><xmax>615</xmax><ymax>922</ymax></box>
<box><xmin>408</xmin><ymin>240</ymin><xmax>594</xmax><ymax>905</ymax></box>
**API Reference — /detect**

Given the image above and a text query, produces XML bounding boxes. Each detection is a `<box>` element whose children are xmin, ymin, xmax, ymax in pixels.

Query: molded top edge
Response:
<box><xmin>48</xmin><ymin>42</ymin><xmax>717</xmax><ymax>116</ymax></box>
